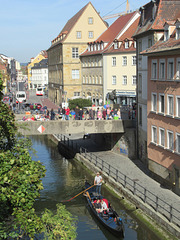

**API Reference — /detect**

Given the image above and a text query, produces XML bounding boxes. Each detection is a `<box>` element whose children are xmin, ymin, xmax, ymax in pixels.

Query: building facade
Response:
<box><xmin>80</xmin><ymin>11</ymin><xmax>140</xmax><ymax>106</ymax></box>
<box><xmin>133</xmin><ymin>0</ymin><xmax>180</xmax><ymax>164</ymax></box>
<box><xmin>47</xmin><ymin>2</ymin><xmax>108</xmax><ymax>104</ymax></box>
<box><xmin>31</xmin><ymin>59</ymin><xmax>48</xmax><ymax>89</ymax></box>
<box><xmin>27</xmin><ymin>50</ymin><xmax>47</xmax><ymax>89</ymax></box>
<box><xmin>142</xmin><ymin>19</ymin><xmax>180</xmax><ymax>195</ymax></box>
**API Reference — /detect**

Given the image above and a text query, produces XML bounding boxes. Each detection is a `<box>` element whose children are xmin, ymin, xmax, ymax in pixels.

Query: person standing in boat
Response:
<box><xmin>94</xmin><ymin>172</ymin><xmax>102</xmax><ymax>194</ymax></box>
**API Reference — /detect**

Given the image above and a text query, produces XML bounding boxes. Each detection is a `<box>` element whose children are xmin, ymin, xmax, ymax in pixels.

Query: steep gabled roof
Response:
<box><xmin>134</xmin><ymin>0</ymin><xmax>180</xmax><ymax>37</ymax></box>
<box><xmin>50</xmin><ymin>2</ymin><xmax>108</xmax><ymax>46</ymax></box>
<box><xmin>80</xmin><ymin>11</ymin><xmax>139</xmax><ymax>56</ymax></box>
<box><xmin>104</xmin><ymin>16</ymin><xmax>140</xmax><ymax>54</ymax></box>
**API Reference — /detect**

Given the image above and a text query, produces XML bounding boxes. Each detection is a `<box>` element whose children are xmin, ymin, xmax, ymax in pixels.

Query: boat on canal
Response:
<box><xmin>84</xmin><ymin>181</ymin><xmax>125</xmax><ymax>238</ymax></box>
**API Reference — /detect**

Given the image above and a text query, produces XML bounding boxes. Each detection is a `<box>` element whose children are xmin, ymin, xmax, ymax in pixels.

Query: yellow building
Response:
<box><xmin>28</xmin><ymin>50</ymin><xmax>47</xmax><ymax>89</ymax></box>
<box><xmin>47</xmin><ymin>2</ymin><xmax>108</xmax><ymax>104</ymax></box>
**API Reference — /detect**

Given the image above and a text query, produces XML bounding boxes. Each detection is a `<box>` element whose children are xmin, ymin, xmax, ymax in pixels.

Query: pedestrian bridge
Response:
<box><xmin>17</xmin><ymin>119</ymin><xmax>135</xmax><ymax>135</ymax></box>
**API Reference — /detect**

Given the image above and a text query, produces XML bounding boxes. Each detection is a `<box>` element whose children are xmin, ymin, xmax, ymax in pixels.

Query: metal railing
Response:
<box><xmin>54</xmin><ymin>134</ymin><xmax>180</xmax><ymax>228</ymax></box>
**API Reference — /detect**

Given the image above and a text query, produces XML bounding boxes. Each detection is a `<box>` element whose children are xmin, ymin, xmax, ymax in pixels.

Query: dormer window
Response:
<box><xmin>164</xmin><ymin>30</ymin><xmax>169</xmax><ymax>41</ymax></box>
<box><xmin>176</xmin><ymin>20</ymin><xmax>180</xmax><ymax>40</ymax></box>
<box><xmin>98</xmin><ymin>44</ymin><xmax>100</xmax><ymax>51</ymax></box>
<box><xmin>101</xmin><ymin>43</ymin><xmax>104</xmax><ymax>50</ymax></box>
<box><xmin>114</xmin><ymin>42</ymin><xmax>118</xmax><ymax>49</ymax></box>
<box><xmin>94</xmin><ymin>44</ymin><xmax>97</xmax><ymax>51</ymax></box>
<box><xmin>88</xmin><ymin>45</ymin><xmax>90</xmax><ymax>51</ymax></box>
<box><xmin>134</xmin><ymin>41</ymin><xmax>136</xmax><ymax>48</ymax></box>
<box><xmin>125</xmin><ymin>41</ymin><xmax>129</xmax><ymax>49</ymax></box>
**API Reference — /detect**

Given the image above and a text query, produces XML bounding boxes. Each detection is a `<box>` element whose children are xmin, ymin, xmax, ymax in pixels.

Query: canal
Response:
<box><xmin>31</xmin><ymin>136</ymin><xmax>161</xmax><ymax>240</ymax></box>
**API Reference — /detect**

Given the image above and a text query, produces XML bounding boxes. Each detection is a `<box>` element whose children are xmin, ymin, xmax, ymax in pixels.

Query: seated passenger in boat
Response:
<box><xmin>101</xmin><ymin>199</ymin><xmax>109</xmax><ymax>211</ymax></box>
<box><xmin>94</xmin><ymin>199</ymin><xmax>102</xmax><ymax>213</ymax></box>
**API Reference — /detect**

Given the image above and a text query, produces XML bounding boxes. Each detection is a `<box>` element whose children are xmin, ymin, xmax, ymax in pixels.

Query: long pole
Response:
<box><xmin>62</xmin><ymin>184</ymin><xmax>95</xmax><ymax>202</ymax></box>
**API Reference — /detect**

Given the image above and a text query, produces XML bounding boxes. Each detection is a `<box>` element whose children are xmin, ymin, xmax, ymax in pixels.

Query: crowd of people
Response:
<box><xmin>21</xmin><ymin>105</ymin><xmax>136</xmax><ymax>121</ymax></box>
<box><xmin>58</xmin><ymin>106</ymin><xmax>122</xmax><ymax>121</ymax></box>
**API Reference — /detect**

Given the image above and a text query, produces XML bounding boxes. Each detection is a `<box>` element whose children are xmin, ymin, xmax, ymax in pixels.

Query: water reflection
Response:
<box><xmin>30</xmin><ymin>136</ymin><xmax>161</xmax><ymax>240</ymax></box>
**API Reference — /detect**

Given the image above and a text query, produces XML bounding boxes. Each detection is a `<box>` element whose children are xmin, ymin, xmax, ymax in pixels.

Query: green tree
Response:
<box><xmin>69</xmin><ymin>98</ymin><xmax>92</xmax><ymax>110</ymax></box>
<box><xmin>0</xmin><ymin>77</ymin><xmax>77</xmax><ymax>239</ymax></box>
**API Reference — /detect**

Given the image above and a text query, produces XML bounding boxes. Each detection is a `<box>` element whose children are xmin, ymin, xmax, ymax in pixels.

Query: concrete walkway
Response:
<box><xmin>66</xmin><ymin>134</ymin><xmax>180</xmax><ymax>221</ymax></box>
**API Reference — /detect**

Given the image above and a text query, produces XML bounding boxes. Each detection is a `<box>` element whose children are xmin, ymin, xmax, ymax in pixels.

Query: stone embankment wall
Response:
<box><xmin>48</xmin><ymin>134</ymin><xmax>180</xmax><ymax>240</ymax></box>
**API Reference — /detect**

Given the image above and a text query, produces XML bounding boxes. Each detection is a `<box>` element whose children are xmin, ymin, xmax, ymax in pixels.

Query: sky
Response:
<box><xmin>0</xmin><ymin>0</ymin><xmax>148</xmax><ymax>63</ymax></box>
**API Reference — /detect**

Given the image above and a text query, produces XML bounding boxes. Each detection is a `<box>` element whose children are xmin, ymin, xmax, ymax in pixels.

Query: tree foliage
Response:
<box><xmin>0</xmin><ymin>78</ymin><xmax>77</xmax><ymax>239</ymax></box>
<box><xmin>68</xmin><ymin>98</ymin><xmax>92</xmax><ymax>110</ymax></box>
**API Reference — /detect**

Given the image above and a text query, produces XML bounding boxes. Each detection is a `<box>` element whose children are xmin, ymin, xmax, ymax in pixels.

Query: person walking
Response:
<box><xmin>79</xmin><ymin>108</ymin><xmax>83</xmax><ymax>120</ymax></box>
<box><xmin>62</xmin><ymin>107</ymin><xmax>66</xmax><ymax>120</ymax></box>
<box><xmin>75</xmin><ymin>106</ymin><xmax>80</xmax><ymax>120</ymax></box>
<box><xmin>102</xmin><ymin>108</ymin><xmax>106</xmax><ymax>120</ymax></box>
<box><xmin>50</xmin><ymin>108</ymin><xmax>55</xmax><ymax>120</ymax></box>
<box><xmin>106</xmin><ymin>107</ymin><xmax>110</xmax><ymax>120</ymax></box>
<box><xmin>117</xmin><ymin>108</ymin><xmax>121</xmax><ymax>119</ymax></box>
<box><xmin>65</xmin><ymin>107</ymin><xmax>70</xmax><ymax>120</ymax></box>
<box><xmin>94</xmin><ymin>172</ymin><xmax>102</xmax><ymax>195</ymax></box>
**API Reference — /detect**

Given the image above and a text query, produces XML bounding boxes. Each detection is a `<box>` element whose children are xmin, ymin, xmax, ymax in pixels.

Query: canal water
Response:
<box><xmin>31</xmin><ymin>136</ymin><xmax>161</xmax><ymax>240</ymax></box>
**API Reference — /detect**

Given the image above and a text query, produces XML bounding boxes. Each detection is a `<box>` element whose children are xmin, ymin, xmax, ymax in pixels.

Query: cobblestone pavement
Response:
<box><xmin>41</xmin><ymin>98</ymin><xmax>59</xmax><ymax>111</ymax></box>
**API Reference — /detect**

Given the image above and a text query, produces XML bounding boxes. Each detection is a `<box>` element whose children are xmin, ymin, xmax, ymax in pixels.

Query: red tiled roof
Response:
<box><xmin>141</xmin><ymin>29</ymin><xmax>180</xmax><ymax>55</ymax></box>
<box><xmin>81</xmin><ymin>11</ymin><xmax>138</xmax><ymax>56</ymax></box>
<box><xmin>104</xmin><ymin>16</ymin><xmax>140</xmax><ymax>54</ymax></box>
<box><xmin>134</xmin><ymin>0</ymin><xmax>180</xmax><ymax>37</ymax></box>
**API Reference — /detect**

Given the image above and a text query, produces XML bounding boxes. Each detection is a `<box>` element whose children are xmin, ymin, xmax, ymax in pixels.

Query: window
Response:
<box><xmin>152</xmin><ymin>126</ymin><xmax>157</xmax><ymax>144</ymax></box>
<box><xmin>123</xmin><ymin>75</ymin><xmax>127</xmax><ymax>85</ymax></box>
<box><xmin>122</xmin><ymin>56</ymin><xmax>127</xmax><ymax>66</ymax></box>
<box><xmin>176</xmin><ymin>96</ymin><xmax>180</xmax><ymax>118</ymax></box>
<box><xmin>112</xmin><ymin>75</ymin><xmax>116</xmax><ymax>85</ymax></box>
<box><xmin>89</xmin><ymin>76</ymin><xmax>92</xmax><ymax>84</ymax></box>
<box><xmin>86</xmin><ymin>76</ymin><xmax>88</xmax><ymax>84</ymax></box>
<box><xmin>159</xmin><ymin>128</ymin><xmax>165</xmax><ymax>147</ymax></box>
<box><xmin>88</xmin><ymin>17</ymin><xmax>93</xmax><ymax>24</ymax></box>
<box><xmin>159</xmin><ymin>94</ymin><xmax>165</xmax><ymax>114</ymax></box>
<box><xmin>132</xmin><ymin>56</ymin><xmax>136</xmax><ymax>65</ymax></box>
<box><xmin>167</xmin><ymin>58</ymin><xmax>174</xmax><ymax>80</ymax></box>
<box><xmin>74</xmin><ymin>92</ymin><xmax>80</xmax><ymax>96</ymax></box>
<box><xmin>134</xmin><ymin>41</ymin><xmax>136</xmax><ymax>48</ymax></box>
<box><xmin>139</xmin><ymin>106</ymin><xmax>142</xmax><ymax>126</ymax></box>
<box><xmin>151</xmin><ymin>60</ymin><xmax>157</xmax><ymax>79</ymax></box>
<box><xmin>132</xmin><ymin>75</ymin><xmax>136</xmax><ymax>85</ymax></box>
<box><xmin>88</xmin><ymin>31</ymin><xmax>94</xmax><ymax>39</ymax></box>
<box><xmin>151</xmin><ymin>93</ymin><xmax>157</xmax><ymax>112</ymax></box>
<box><xmin>148</xmin><ymin>38</ymin><xmax>152</xmax><ymax>48</ymax></box>
<box><xmin>176</xmin><ymin>58</ymin><xmax>180</xmax><ymax>79</ymax></box>
<box><xmin>92</xmin><ymin>76</ymin><xmax>95</xmax><ymax>84</ymax></box>
<box><xmin>99</xmin><ymin>76</ymin><xmax>102</xmax><ymax>84</ymax></box>
<box><xmin>138</xmin><ymin>41</ymin><xmax>142</xmax><ymax>53</ymax></box>
<box><xmin>112</xmin><ymin>57</ymin><xmax>116</xmax><ymax>66</ymax></box>
<box><xmin>167</xmin><ymin>95</ymin><xmax>174</xmax><ymax>116</ymax></box>
<box><xmin>72</xmin><ymin>48</ymin><xmax>79</xmax><ymax>58</ymax></box>
<box><xmin>76</xmin><ymin>31</ymin><xmax>81</xmax><ymax>39</ymax></box>
<box><xmin>96</xmin><ymin>76</ymin><xmax>98</xmax><ymax>84</ymax></box>
<box><xmin>176</xmin><ymin>132</ymin><xmax>180</xmax><ymax>154</ymax></box>
<box><xmin>114</xmin><ymin>42</ymin><xmax>118</xmax><ymax>49</ymax></box>
<box><xmin>138</xmin><ymin>74</ymin><xmax>142</xmax><ymax>93</ymax></box>
<box><xmin>167</xmin><ymin>130</ymin><xmax>174</xmax><ymax>151</ymax></box>
<box><xmin>125</xmin><ymin>41</ymin><xmax>129</xmax><ymax>48</ymax></box>
<box><xmin>83</xmin><ymin>76</ymin><xmax>85</xmax><ymax>83</ymax></box>
<box><xmin>159</xmin><ymin>59</ymin><xmax>165</xmax><ymax>79</ymax></box>
<box><xmin>72</xmin><ymin>70</ymin><xmax>79</xmax><ymax>79</ymax></box>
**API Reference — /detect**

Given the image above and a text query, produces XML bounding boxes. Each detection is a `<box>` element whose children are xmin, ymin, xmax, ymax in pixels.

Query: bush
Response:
<box><xmin>69</xmin><ymin>98</ymin><xmax>92</xmax><ymax>110</ymax></box>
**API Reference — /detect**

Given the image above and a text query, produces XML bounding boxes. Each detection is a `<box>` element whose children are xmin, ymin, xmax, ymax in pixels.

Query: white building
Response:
<box><xmin>31</xmin><ymin>59</ymin><xmax>48</xmax><ymax>89</ymax></box>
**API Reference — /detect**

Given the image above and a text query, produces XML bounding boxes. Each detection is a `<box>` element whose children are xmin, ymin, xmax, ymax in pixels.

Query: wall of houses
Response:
<box><xmin>147</xmin><ymin>54</ymin><xmax>180</xmax><ymax>193</ymax></box>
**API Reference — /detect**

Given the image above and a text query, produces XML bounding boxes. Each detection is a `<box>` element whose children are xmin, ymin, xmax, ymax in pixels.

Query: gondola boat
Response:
<box><xmin>84</xmin><ymin>181</ymin><xmax>125</xmax><ymax>238</ymax></box>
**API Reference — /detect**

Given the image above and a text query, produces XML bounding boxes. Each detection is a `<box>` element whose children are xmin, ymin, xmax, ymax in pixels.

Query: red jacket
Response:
<box><xmin>65</xmin><ymin>108</ymin><xmax>70</xmax><ymax>115</ymax></box>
